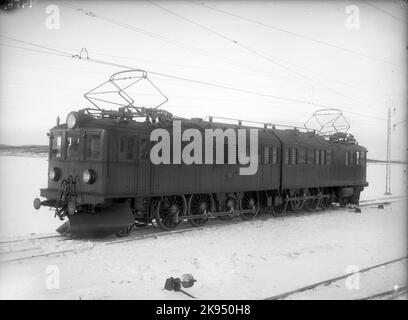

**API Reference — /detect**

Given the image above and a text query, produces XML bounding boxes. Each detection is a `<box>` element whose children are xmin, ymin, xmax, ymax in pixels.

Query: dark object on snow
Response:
<box><xmin>378</xmin><ymin>203</ymin><xmax>384</xmax><ymax>209</ymax></box>
<box><xmin>181</xmin><ymin>274</ymin><xmax>197</xmax><ymax>288</ymax></box>
<box><xmin>164</xmin><ymin>277</ymin><xmax>181</xmax><ymax>291</ymax></box>
<box><xmin>354</xmin><ymin>207</ymin><xmax>362</xmax><ymax>213</ymax></box>
<box><xmin>164</xmin><ymin>276</ymin><xmax>196</xmax><ymax>299</ymax></box>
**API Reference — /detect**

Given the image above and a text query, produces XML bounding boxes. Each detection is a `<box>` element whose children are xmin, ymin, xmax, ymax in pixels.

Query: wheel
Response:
<box><xmin>154</xmin><ymin>195</ymin><xmax>186</xmax><ymax>231</ymax></box>
<box><xmin>218</xmin><ymin>195</ymin><xmax>236</xmax><ymax>220</ymax></box>
<box><xmin>320</xmin><ymin>191</ymin><xmax>333</xmax><ymax>210</ymax></box>
<box><xmin>288</xmin><ymin>189</ymin><xmax>304</xmax><ymax>211</ymax></box>
<box><xmin>188</xmin><ymin>194</ymin><xmax>213</xmax><ymax>227</ymax></box>
<box><xmin>339</xmin><ymin>196</ymin><xmax>349</xmax><ymax>208</ymax></box>
<box><xmin>271</xmin><ymin>193</ymin><xmax>287</xmax><ymax>216</ymax></box>
<box><xmin>149</xmin><ymin>199</ymin><xmax>159</xmax><ymax>228</ymax></box>
<box><xmin>240</xmin><ymin>192</ymin><xmax>259</xmax><ymax>220</ymax></box>
<box><xmin>304</xmin><ymin>189</ymin><xmax>319</xmax><ymax>211</ymax></box>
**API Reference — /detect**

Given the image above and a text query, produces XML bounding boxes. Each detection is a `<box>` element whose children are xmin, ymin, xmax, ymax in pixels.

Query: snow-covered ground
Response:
<box><xmin>0</xmin><ymin>155</ymin><xmax>407</xmax><ymax>238</ymax></box>
<box><xmin>0</xmin><ymin>155</ymin><xmax>406</xmax><ymax>299</ymax></box>
<box><xmin>0</xmin><ymin>200</ymin><xmax>406</xmax><ymax>299</ymax></box>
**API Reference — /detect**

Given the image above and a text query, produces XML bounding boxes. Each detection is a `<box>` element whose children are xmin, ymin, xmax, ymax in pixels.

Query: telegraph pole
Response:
<box><xmin>384</xmin><ymin>107</ymin><xmax>392</xmax><ymax>195</ymax></box>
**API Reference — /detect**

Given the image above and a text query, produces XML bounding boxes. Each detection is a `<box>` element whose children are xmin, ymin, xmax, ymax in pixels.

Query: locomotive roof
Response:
<box><xmin>51</xmin><ymin>113</ymin><xmax>366</xmax><ymax>150</ymax></box>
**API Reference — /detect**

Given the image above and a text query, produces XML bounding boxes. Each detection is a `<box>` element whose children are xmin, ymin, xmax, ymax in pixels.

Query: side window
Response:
<box><xmin>298</xmin><ymin>148</ymin><xmax>306</xmax><ymax>164</ymax></box>
<box><xmin>326</xmin><ymin>149</ymin><xmax>332</xmax><ymax>165</ymax></box>
<box><xmin>272</xmin><ymin>147</ymin><xmax>278</xmax><ymax>165</ymax></box>
<box><xmin>263</xmin><ymin>146</ymin><xmax>270</xmax><ymax>164</ymax></box>
<box><xmin>320</xmin><ymin>150</ymin><xmax>326</xmax><ymax>165</ymax></box>
<box><xmin>284</xmin><ymin>148</ymin><xmax>290</xmax><ymax>165</ymax></box>
<box><xmin>315</xmin><ymin>149</ymin><xmax>320</xmax><ymax>165</ymax></box>
<box><xmin>50</xmin><ymin>133</ymin><xmax>62</xmax><ymax>159</ymax></box>
<box><xmin>356</xmin><ymin>151</ymin><xmax>361</xmax><ymax>165</ymax></box>
<box><xmin>345</xmin><ymin>151</ymin><xmax>350</xmax><ymax>166</ymax></box>
<box><xmin>119</xmin><ymin>136</ymin><xmax>134</xmax><ymax>161</ymax></box>
<box><xmin>361</xmin><ymin>151</ymin><xmax>366</xmax><ymax>165</ymax></box>
<box><xmin>85</xmin><ymin>133</ymin><xmax>101</xmax><ymax>160</ymax></box>
<box><xmin>290</xmin><ymin>148</ymin><xmax>297</xmax><ymax>165</ymax></box>
<box><xmin>307</xmin><ymin>149</ymin><xmax>314</xmax><ymax>164</ymax></box>
<box><xmin>140</xmin><ymin>137</ymin><xmax>149</xmax><ymax>161</ymax></box>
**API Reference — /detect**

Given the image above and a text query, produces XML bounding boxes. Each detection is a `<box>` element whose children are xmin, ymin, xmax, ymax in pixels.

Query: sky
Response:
<box><xmin>0</xmin><ymin>0</ymin><xmax>406</xmax><ymax>160</ymax></box>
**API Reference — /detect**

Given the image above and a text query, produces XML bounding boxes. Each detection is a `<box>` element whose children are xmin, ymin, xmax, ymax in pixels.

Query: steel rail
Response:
<box><xmin>358</xmin><ymin>285</ymin><xmax>408</xmax><ymax>300</ymax></box>
<box><xmin>0</xmin><ymin>196</ymin><xmax>405</xmax><ymax>262</ymax></box>
<box><xmin>264</xmin><ymin>256</ymin><xmax>408</xmax><ymax>300</ymax></box>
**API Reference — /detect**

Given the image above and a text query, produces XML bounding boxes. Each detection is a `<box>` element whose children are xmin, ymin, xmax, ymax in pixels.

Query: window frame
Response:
<box><xmin>290</xmin><ymin>147</ymin><xmax>297</xmax><ymax>165</ymax></box>
<box><xmin>320</xmin><ymin>149</ymin><xmax>326</xmax><ymax>165</ymax></box>
<box><xmin>326</xmin><ymin>149</ymin><xmax>332</xmax><ymax>165</ymax></box>
<box><xmin>66</xmin><ymin>131</ymin><xmax>81</xmax><ymax>160</ymax></box>
<box><xmin>361</xmin><ymin>151</ymin><xmax>366</xmax><ymax>165</ymax></box>
<box><xmin>307</xmin><ymin>148</ymin><xmax>314</xmax><ymax>165</ymax></box>
<box><xmin>272</xmin><ymin>146</ymin><xmax>278</xmax><ymax>165</ymax></box>
<box><xmin>284</xmin><ymin>148</ymin><xmax>290</xmax><ymax>165</ymax></box>
<box><xmin>84</xmin><ymin>131</ymin><xmax>103</xmax><ymax>161</ymax></box>
<box><xmin>356</xmin><ymin>151</ymin><xmax>361</xmax><ymax>165</ymax></box>
<box><xmin>298</xmin><ymin>148</ymin><xmax>306</xmax><ymax>164</ymax></box>
<box><xmin>139</xmin><ymin>136</ymin><xmax>150</xmax><ymax>161</ymax></box>
<box><xmin>50</xmin><ymin>131</ymin><xmax>63</xmax><ymax>160</ymax></box>
<box><xmin>118</xmin><ymin>134</ymin><xmax>136</xmax><ymax>162</ymax></box>
<box><xmin>263</xmin><ymin>146</ymin><xmax>270</xmax><ymax>164</ymax></box>
<box><xmin>315</xmin><ymin>149</ymin><xmax>320</xmax><ymax>165</ymax></box>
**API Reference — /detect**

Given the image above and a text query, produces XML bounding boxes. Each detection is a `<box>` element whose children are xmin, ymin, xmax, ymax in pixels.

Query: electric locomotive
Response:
<box><xmin>33</xmin><ymin>71</ymin><xmax>368</xmax><ymax>237</ymax></box>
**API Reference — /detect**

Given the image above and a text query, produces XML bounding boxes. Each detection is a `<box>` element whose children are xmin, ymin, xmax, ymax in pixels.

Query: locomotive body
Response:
<box><xmin>34</xmin><ymin>109</ymin><xmax>368</xmax><ymax>236</ymax></box>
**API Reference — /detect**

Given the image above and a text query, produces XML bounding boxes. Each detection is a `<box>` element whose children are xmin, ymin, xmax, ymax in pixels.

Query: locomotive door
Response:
<box><xmin>136</xmin><ymin>134</ymin><xmax>154</xmax><ymax>194</ymax></box>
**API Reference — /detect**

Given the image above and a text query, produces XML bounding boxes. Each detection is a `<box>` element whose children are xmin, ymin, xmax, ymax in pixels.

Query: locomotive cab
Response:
<box><xmin>44</xmin><ymin>128</ymin><xmax>106</xmax><ymax>202</ymax></box>
<box><xmin>34</xmin><ymin>114</ymin><xmax>134</xmax><ymax>237</ymax></box>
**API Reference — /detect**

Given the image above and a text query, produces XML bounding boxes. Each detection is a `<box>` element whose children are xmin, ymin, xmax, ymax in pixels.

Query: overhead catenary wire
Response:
<box><xmin>187</xmin><ymin>0</ymin><xmax>404</xmax><ymax>68</ymax></box>
<box><xmin>57</xmin><ymin>0</ymin><xmax>393</xmax><ymax>113</ymax></box>
<box><xmin>363</xmin><ymin>0</ymin><xmax>408</xmax><ymax>25</ymax></box>
<box><xmin>146</xmin><ymin>0</ymin><xmax>389</xmax><ymax>117</ymax></box>
<box><xmin>53</xmin><ymin>0</ymin><xmax>306</xmax><ymax>82</ymax></box>
<box><xmin>0</xmin><ymin>35</ymin><xmax>388</xmax><ymax>122</ymax></box>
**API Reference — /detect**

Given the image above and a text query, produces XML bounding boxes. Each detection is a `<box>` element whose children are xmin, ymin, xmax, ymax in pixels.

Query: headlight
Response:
<box><xmin>49</xmin><ymin>167</ymin><xmax>61</xmax><ymax>181</ymax></box>
<box><xmin>66</xmin><ymin>112</ymin><xmax>79</xmax><ymax>129</ymax></box>
<box><xmin>82</xmin><ymin>169</ymin><xmax>96</xmax><ymax>184</ymax></box>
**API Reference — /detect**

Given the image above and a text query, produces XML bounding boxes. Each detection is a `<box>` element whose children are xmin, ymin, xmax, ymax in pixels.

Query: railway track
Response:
<box><xmin>0</xmin><ymin>195</ymin><xmax>405</xmax><ymax>264</ymax></box>
<box><xmin>359</xmin><ymin>285</ymin><xmax>408</xmax><ymax>300</ymax></box>
<box><xmin>264</xmin><ymin>256</ymin><xmax>407</xmax><ymax>300</ymax></box>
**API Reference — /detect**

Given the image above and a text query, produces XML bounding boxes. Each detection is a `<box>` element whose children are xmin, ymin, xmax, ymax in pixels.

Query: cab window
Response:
<box><xmin>85</xmin><ymin>133</ymin><xmax>101</xmax><ymax>160</ymax></box>
<box><xmin>119</xmin><ymin>136</ymin><xmax>134</xmax><ymax>161</ymax></box>
<box><xmin>50</xmin><ymin>133</ymin><xmax>62</xmax><ymax>159</ymax></box>
<box><xmin>66</xmin><ymin>133</ymin><xmax>80</xmax><ymax>159</ymax></box>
